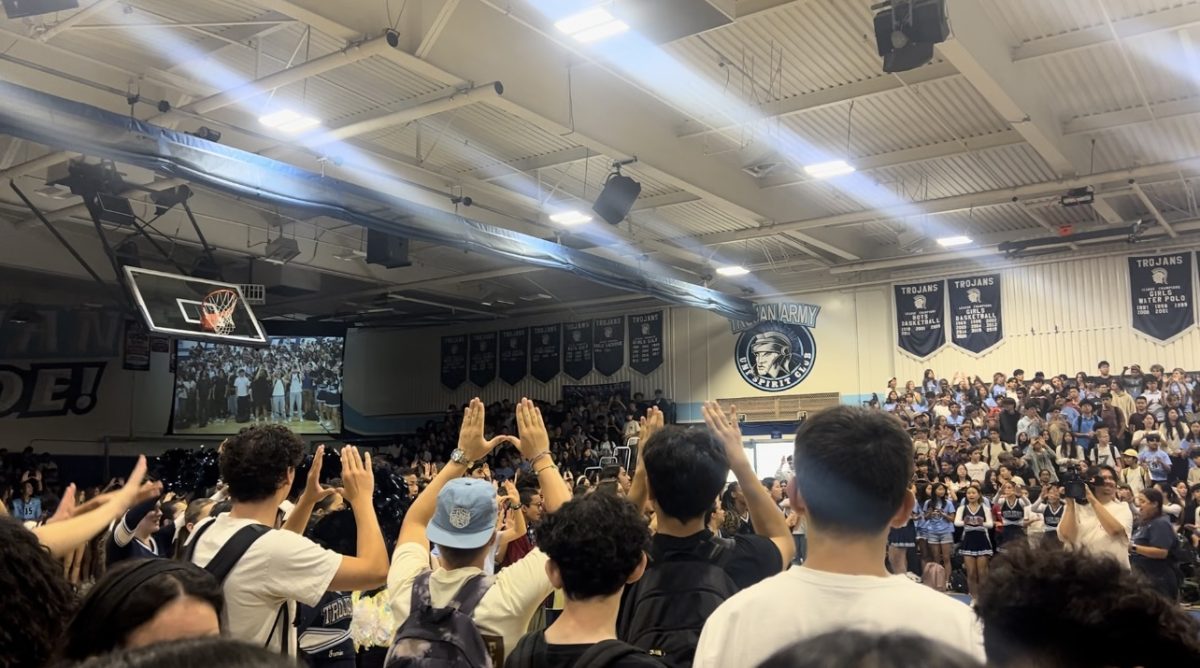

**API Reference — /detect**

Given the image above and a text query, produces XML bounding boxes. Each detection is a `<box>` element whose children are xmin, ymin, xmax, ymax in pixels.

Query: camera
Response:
<box><xmin>1061</xmin><ymin>470</ymin><xmax>1094</xmax><ymax>504</ymax></box>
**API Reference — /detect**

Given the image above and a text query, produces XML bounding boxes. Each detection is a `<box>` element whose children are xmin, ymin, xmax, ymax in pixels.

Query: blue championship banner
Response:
<box><xmin>894</xmin><ymin>281</ymin><xmax>946</xmax><ymax>358</ymax></box>
<box><xmin>1128</xmin><ymin>253</ymin><xmax>1195</xmax><ymax>343</ymax></box>
<box><xmin>948</xmin><ymin>274</ymin><xmax>1003</xmax><ymax>355</ymax></box>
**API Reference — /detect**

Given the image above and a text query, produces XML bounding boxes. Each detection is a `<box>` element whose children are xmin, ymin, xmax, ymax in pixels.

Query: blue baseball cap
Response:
<box><xmin>426</xmin><ymin>478</ymin><xmax>498</xmax><ymax>550</ymax></box>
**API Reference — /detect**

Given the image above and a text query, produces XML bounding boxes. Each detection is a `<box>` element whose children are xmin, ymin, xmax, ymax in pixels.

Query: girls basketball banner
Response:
<box><xmin>629</xmin><ymin>311</ymin><xmax>664</xmax><ymax>374</ymax></box>
<box><xmin>468</xmin><ymin>332</ymin><xmax>497</xmax><ymax>387</ymax></box>
<box><xmin>947</xmin><ymin>274</ymin><xmax>1003</xmax><ymax>355</ymax></box>
<box><xmin>1128</xmin><ymin>252</ymin><xmax>1195</xmax><ymax>343</ymax></box>
<box><xmin>530</xmin><ymin>324</ymin><xmax>561</xmax><ymax>383</ymax></box>
<box><xmin>498</xmin><ymin>328</ymin><xmax>528</xmax><ymax>385</ymax></box>
<box><xmin>563</xmin><ymin>321</ymin><xmax>593</xmax><ymax>380</ymax></box>
<box><xmin>893</xmin><ymin>281</ymin><xmax>946</xmax><ymax>359</ymax></box>
<box><xmin>592</xmin><ymin>316</ymin><xmax>625</xmax><ymax>376</ymax></box>
<box><xmin>440</xmin><ymin>335</ymin><xmax>467</xmax><ymax>389</ymax></box>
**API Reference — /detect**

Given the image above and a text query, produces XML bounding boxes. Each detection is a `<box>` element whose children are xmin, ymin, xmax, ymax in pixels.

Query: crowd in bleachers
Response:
<box><xmin>3</xmin><ymin>363</ymin><xmax>1200</xmax><ymax>667</ymax></box>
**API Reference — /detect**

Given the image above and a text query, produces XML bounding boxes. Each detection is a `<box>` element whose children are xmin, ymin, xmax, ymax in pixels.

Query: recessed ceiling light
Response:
<box><xmin>716</xmin><ymin>265</ymin><xmax>750</xmax><ymax>277</ymax></box>
<box><xmin>936</xmin><ymin>236</ymin><xmax>973</xmax><ymax>248</ymax></box>
<box><xmin>803</xmin><ymin>159</ymin><xmax>855</xmax><ymax>179</ymax></box>
<box><xmin>259</xmin><ymin>109</ymin><xmax>321</xmax><ymax>133</ymax></box>
<box><xmin>554</xmin><ymin>7</ymin><xmax>629</xmax><ymax>43</ymax></box>
<box><xmin>549</xmin><ymin>210</ymin><xmax>592</xmax><ymax>225</ymax></box>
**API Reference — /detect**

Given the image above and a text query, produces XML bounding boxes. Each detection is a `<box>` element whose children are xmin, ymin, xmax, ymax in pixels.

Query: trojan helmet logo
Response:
<box><xmin>967</xmin><ymin>288</ymin><xmax>982</xmax><ymax>303</ymax></box>
<box><xmin>1151</xmin><ymin>267</ymin><xmax>1169</xmax><ymax>285</ymax></box>
<box><xmin>735</xmin><ymin>321</ymin><xmax>816</xmax><ymax>392</ymax></box>
<box><xmin>913</xmin><ymin>294</ymin><xmax>928</xmax><ymax>309</ymax></box>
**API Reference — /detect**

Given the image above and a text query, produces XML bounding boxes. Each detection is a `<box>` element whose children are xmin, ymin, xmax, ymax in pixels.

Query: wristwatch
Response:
<box><xmin>450</xmin><ymin>448</ymin><xmax>473</xmax><ymax>467</ymax></box>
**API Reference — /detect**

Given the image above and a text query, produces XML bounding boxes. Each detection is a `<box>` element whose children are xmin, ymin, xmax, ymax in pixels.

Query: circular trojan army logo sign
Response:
<box><xmin>735</xmin><ymin>321</ymin><xmax>816</xmax><ymax>392</ymax></box>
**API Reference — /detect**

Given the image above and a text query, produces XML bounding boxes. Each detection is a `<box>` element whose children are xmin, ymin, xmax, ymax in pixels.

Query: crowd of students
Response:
<box><xmin>3</xmin><ymin>363</ymin><xmax>1200</xmax><ymax>667</ymax></box>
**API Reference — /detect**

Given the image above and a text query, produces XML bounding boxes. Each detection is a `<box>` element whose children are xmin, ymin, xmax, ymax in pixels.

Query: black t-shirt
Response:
<box><xmin>510</xmin><ymin>632</ymin><xmax>664</xmax><ymax>668</ymax></box>
<box><xmin>650</xmin><ymin>529</ymin><xmax>781</xmax><ymax>590</ymax></box>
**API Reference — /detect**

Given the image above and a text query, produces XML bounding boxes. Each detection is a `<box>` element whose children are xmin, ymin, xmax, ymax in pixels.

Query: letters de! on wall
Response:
<box><xmin>0</xmin><ymin>307</ymin><xmax>122</xmax><ymax>419</ymax></box>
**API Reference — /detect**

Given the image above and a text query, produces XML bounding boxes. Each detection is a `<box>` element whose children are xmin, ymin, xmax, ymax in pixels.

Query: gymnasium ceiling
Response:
<box><xmin>4</xmin><ymin>0</ymin><xmax>1200</xmax><ymax>325</ymax></box>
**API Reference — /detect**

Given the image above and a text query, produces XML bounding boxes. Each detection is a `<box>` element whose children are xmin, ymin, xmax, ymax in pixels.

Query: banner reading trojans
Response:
<box><xmin>592</xmin><ymin>316</ymin><xmax>624</xmax><ymax>376</ymax></box>
<box><xmin>498</xmin><ymin>328</ymin><xmax>528</xmax><ymax>385</ymax></box>
<box><xmin>530</xmin><ymin>324</ymin><xmax>561</xmax><ymax>383</ymax></box>
<box><xmin>563</xmin><ymin>321</ymin><xmax>593</xmax><ymax>380</ymax></box>
<box><xmin>629</xmin><ymin>311</ymin><xmax>664</xmax><ymax>374</ymax></box>
<box><xmin>468</xmin><ymin>332</ymin><xmax>497</xmax><ymax>387</ymax></box>
<box><xmin>894</xmin><ymin>281</ymin><xmax>946</xmax><ymax>359</ymax></box>
<box><xmin>1128</xmin><ymin>252</ymin><xmax>1195</xmax><ymax>343</ymax></box>
<box><xmin>440</xmin><ymin>335</ymin><xmax>467</xmax><ymax>389</ymax></box>
<box><xmin>947</xmin><ymin>274</ymin><xmax>1003</xmax><ymax>355</ymax></box>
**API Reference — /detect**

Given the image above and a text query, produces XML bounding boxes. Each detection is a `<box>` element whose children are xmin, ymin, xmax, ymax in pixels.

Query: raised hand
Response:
<box><xmin>340</xmin><ymin>445</ymin><xmax>374</xmax><ymax>506</ymax></box>
<box><xmin>302</xmin><ymin>444</ymin><xmax>338</xmax><ymax>503</ymax></box>
<box><xmin>113</xmin><ymin>456</ymin><xmax>151</xmax><ymax>509</ymax></box>
<box><xmin>515</xmin><ymin>398</ymin><xmax>550</xmax><ymax>461</ymax></box>
<box><xmin>46</xmin><ymin>483</ymin><xmax>77</xmax><ymax>524</ymax></box>
<box><xmin>458</xmin><ymin>397</ymin><xmax>515</xmax><ymax>461</ymax></box>
<box><xmin>639</xmin><ymin>406</ymin><xmax>664</xmax><ymax>444</ymax></box>
<box><xmin>702</xmin><ymin>400</ymin><xmax>750</xmax><ymax>468</ymax></box>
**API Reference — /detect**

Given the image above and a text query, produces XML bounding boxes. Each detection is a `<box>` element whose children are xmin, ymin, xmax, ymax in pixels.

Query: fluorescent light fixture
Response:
<box><xmin>716</xmin><ymin>265</ymin><xmax>751</xmax><ymax>277</ymax></box>
<box><xmin>554</xmin><ymin>7</ymin><xmax>628</xmax><ymax>43</ymax></box>
<box><xmin>520</xmin><ymin>293</ymin><xmax>554</xmax><ymax>302</ymax></box>
<box><xmin>803</xmin><ymin>159</ymin><xmax>856</xmax><ymax>179</ymax></box>
<box><xmin>936</xmin><ymin>235</ymin><xmax>973</xmax><ymax>248</ymax></box>
<box><xmin>259</xmin><ymin>109</ymin><xmax>321</xmax><ymax>133</ymax></box>
<box><xmin>550</xmin><ymin>210</ymin><xmax>592</xmax><ymax>225</ymax></box>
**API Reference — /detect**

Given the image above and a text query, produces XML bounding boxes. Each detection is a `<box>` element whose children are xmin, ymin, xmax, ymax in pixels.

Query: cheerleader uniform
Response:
<box><xmin>888</xmin><ymin>507</ymin><xmax>919</xmax><ymax>548</ymax></box>
<box><xmin>956</xmin><ymin>502</ymin><xmax>994</xmax><ymax>557</ymax></box>
<box><xmin>1033</xmin><ymin>500</ymin><xmax>1064</xmax><ymax>546</ymax></box>
<box><xmin>997</xmin><ymin>498</ymin><xmax>1029</xmax><ymax>549</ymax></box>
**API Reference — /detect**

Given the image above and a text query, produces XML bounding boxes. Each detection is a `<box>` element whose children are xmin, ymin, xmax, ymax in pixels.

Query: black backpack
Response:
<box><xmin>384</xmin><ymin>571</ymin><xmax>494</xmax><ymax>668</ymax></box>
<box><xmin>507</xmin><ymin>633</ymin><xmax>644</xmax><ymax>668</ymax></box>
<box><xmin>184</xmin><ymin>521</ymin><xmax>290</xmax><ymax>653</ymax></box>
<box><xmin>617</xmin><ymin>535</ymin><xmax>738</xmax><ymax>668</ymax></box>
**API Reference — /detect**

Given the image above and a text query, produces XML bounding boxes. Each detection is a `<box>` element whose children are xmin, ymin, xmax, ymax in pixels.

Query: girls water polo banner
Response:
<box><xmin>893</xmin><ymin>281</ymin><xmax>946</xmax><ymax>359</ymax></box>
<box><xmin>1128</xmin><ymin>252</ymin><xmax>1195</xmax><ymax>343</ymax></box>
<box><xmin>947</xmin><ymin>274</ymin><xmax>1003</xmax><ymax>355</ymax></box>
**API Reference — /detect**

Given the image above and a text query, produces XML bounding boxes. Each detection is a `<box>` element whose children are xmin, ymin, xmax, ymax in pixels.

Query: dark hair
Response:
<box><xmin>793</xmin><ymin>406</ymin><xmax>914</xmax><ymax>534</ymax></box>
<box><xmin>519</xmin><ymin>486</ymin><xmax>541</xmax><ymax>508</ymax></box>
<box><xmin>74</xmin><ymin>637</ymin><xmax>295</xmax><ymax>668</ymax></box>
<box><xmin>975</xmin><ymin>545</ymin><xmax>1200</xmax><ymax>667</ymax></box>
<box><xmin>600</xmin><ymin>464</ymin><xmax>621</xmax><ymax>481</ymax></box>
<box><xmin>0</xmin><ymin>516</ymin><xmax>77</xmax><ymax>667</ymax></box>
<box><xmin>643</xmin><ymin>425</ymin><xmax>729</xmax><ymax>521</ymax></box>
<box><xmin>219</xmin><ymin>425</ymin><xmax>304</xmax><ymax>502</ymax></box>
<box><xmin>538</xmin><ymin>492</ymin><xmax>649</xmax><ymax>600</ymax></box>
<box><xmin>62</xmin><ymin>559</ymin><xmax>224</xmax><ymax>660</ymax></box>
<box><xmin>175</xmin><ymin>498</ymin><xmax>216</xmax><ymax>558</ymax></box>
<box><xmin>1140</xmin><ymin>487</ymin><xmax>1165</xmax><ymax>518</ymax></box>
<box><xmin>759</xmin><ymin>630</ymin><xmax>982</xmax><ymax>668</ymax></box>
<box><xmin>308</xmin><ymin>507</ymin><xmax>358</xmax><ymax>557</ymax></box>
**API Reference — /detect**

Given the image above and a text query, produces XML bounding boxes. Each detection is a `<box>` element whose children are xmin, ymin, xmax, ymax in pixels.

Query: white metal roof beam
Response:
<box><xmin>694</xmin><ymin>156</ymin><xmax>1200</xmax><ymax>245</ymax></box>
<box><xmin>247</xmin><ymin>0</ymin><xmax>362</xmax><ymax>43</ymax></box>
<box><xmin>467</xmin><ymin>146</ymin><xmax>594</xmax><ymax>181</ymax></box>
<box><xmin>35</xmin><ymin>0</ymin><xmax>122</xmax><ymax>43</ymax></box>
<box><xmin>1013</xmin><ymin>3</ymin><xmax>1200</xmax><ymax>61</ymax></box>
<box><xmin>1064</xmin><ymin>96</ymin><xmax>1200</xmax><ymax>135</ymax></box>
<box><xmin>1091</xmin><ymin>195</ymin><xmax>1124</xmax><ymax>224</ymax></box>
<box><xmin>676</xmin><ymin>62</ymin><xmax>957</xmax><ymax>140</ymax></box>
<box><xmin>758</xmin><ymin>129</ymin><xmax>1023</xmax><ymax>190</ymax></box>
<box><xmin>938</xmin><ymin>0</ymin><xmax>1085</xmax><ymax>178</ymax></box>
<box><xmin>416</xmin><ymin>0</ymin><xmax>461</xmax><ymax>59</ymax></box>
<box><xmin>1132</xmin><ymin>183</ymin><xmax>1180</xmax><ymax>238</ymax></box>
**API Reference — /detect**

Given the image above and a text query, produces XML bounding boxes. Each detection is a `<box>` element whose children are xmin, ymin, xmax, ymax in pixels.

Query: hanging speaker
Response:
<box><xmin>592</xmin><ymin>173</ymin><xmax>642</xmax><ymax>225</ymax></box>
<box><xmin>366</xmin><ymin>229</ymin><xmax>411</xmax><ymax>268</ymax></box>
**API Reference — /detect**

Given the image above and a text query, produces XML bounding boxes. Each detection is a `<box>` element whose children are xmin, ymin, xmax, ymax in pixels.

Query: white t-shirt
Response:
<box><xmin>1058</xmin><ymin>499</ymin><xmax>1134</xmax><ymax>570</ymax></box>
<box><xmin>694</xmin><ymin>566</ymin><xmax>985</xmax><ymax>668</ymax></box>
<box><xmin>235</xmin><ymin>376</ymin><xmax>250</xmax><ymax>397</ymax></box>
<box><xmin>189</xmin><ymin>515</ymin><xmax>342</xmax><ymax>655</ymax></box>
<box><xmin>965</xmin><ymin>461</ymin><xmax>989</xmax><ymax>482</ymax></box>
<box><xmin>387</xmin><ymin>542</ymin><xmax>553</xmax><ymax>660</ymax></box>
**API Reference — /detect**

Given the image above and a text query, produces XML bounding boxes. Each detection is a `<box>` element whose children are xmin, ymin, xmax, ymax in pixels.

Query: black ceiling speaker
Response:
<box><xmin>3</xmin><ymin>0</ymin><xmax>78</xmax><ymax>19</ymax></box>
<box><xmin>366</xmin><ymin>229</ymin><xmax>411</xmax><ymax>268</ymax></box>
<box><xmin>873</xmin><ymin>0</ymin><xmax>948</xmax><ymax>73</ymax></box>
<box><xmin>592</xmin><ymin>170</ymin><xmax>642</xmax><ymax>225</ymax></box>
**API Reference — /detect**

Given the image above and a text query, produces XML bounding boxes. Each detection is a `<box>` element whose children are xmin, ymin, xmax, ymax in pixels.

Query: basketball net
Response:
<box><xmin>200</xmin><ymin>288</ymin><xmax>239</xmax><ymax>336</ymax></box>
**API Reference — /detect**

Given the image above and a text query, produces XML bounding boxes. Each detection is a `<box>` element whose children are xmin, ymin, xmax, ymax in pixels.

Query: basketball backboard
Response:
<box><xmin>124</xmin><ymin>266</ymin><xmax>267</xmax><ymax>345</ymax></box>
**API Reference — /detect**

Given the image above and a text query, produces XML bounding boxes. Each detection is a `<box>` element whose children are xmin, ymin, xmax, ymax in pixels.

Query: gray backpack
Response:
<box><xmin>385</xmin><ymin>571</ymin><xmax>494</xmax><ymax>668</ymax></box>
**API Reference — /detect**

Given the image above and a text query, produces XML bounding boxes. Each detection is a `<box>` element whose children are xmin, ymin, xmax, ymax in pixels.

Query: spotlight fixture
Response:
<box><xmin>716</xmin><ymin>265</ymin><xmax>750</xmax><ymax>277</ymax></box>
<box><xmin>873</xmin><ymin>0</ymin><xmax>949</xmax><ymax>73</ymax></box>
<box><xmin>554</xmin><ymin>7</ymin><xmax>629</xmax><ymax>44</ymax></box>
<box><xmin>935</xmin><ymin>235</ymin><xmax>973</xmax><ymax>248</ymax></box>
<box><xmin>803</xmin><ymin>160</ymin><xmax>856</xmax><ymax>179</ymax></box>
<box><xmin>1128</xmin><ymin>218</ymin><xmax>1148</xmax><ymax>243</ymax></box>
<box><xmin>190</xmin><ymin>126</ymin><xmax>222</xmax><ymax>143</ymax></box>
<box><xmin>259</xmin><ymin>109</ymin><xmax>321</xmax><ymax>134</ymax></box>
<box><xmin>385</xmin><ymin>28</ymin><xmax>400</xmax><ymax>48</ymax></box>
<box><xmin>549</xmin><ymin>210</ymin><xmax>592</xmax><ymax>225</ymax></box>
<box><xmin>1060</xmin><ymin>186</ymin><xmax>1095</xmax><ymax>207</ymax></box>
<box><xmin>450</xmin><ymin>195</ymin><xmax>473</xmax><ymax>207</ymax></box>
<box><xmin>592</xmin><ymin>161</ymin><xmax>642</xmax><ymax>225</ymax></box>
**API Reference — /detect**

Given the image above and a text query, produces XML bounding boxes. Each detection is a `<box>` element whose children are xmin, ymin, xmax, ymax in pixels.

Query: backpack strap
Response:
<box><xmin>704</xmin><ymin>535</ymin><xmax>736</xmax><ymax>570</ymax></box>
<box><xmin>575</xmin><ymin>639</ymin><xmax>643</xmax><ymax>668</ymax></box>
<box><xmin>200</xmin><ymin>524</ymin><xmax>273</xmax><ymax>584</ymax></box>
<box><xmin>409</xmin><ymin>570</ymin><xmax>434</xmax><ymax>612</ymax></box>
<box><xmin>448</xmin><ymin>573</ymin><xmax>493</xmax><ymax>617</ymax></box>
